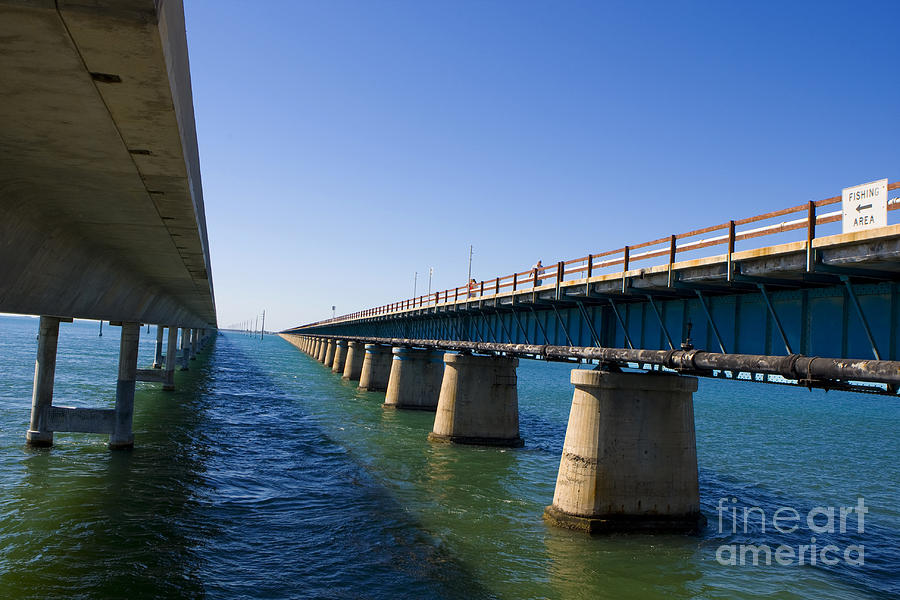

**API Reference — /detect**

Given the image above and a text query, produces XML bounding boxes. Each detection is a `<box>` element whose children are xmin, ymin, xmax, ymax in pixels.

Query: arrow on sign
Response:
<box><xmin>856</xmin><ymin>203</ymin><xmax>873</xmax><ymax>212</ymax></box>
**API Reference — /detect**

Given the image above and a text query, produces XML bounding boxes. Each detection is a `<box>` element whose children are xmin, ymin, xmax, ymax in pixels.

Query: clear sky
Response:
<box><xmin>184</xmin><ymin>1</ymin><xmax>900</xmax><ymax>332</ymax></box>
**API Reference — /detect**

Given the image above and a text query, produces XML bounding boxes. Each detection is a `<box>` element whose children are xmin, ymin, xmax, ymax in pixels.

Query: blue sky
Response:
<box><xmin>184</xmin><ymin>1</ymin><xmax>900</xmax><ymax>331</ymax></box>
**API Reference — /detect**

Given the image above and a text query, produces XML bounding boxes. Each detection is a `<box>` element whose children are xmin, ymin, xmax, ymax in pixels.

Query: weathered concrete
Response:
<box><xmin>164</xmin><ymin>324</ymin><xmax>177</xmax><ymax>391</ymax></box>
<box><xmin>331</xmin><ymin>340</ymin><xmax>347</xmax><ymax>374</ymax></box>
<box><xmin>384</xmin><ymin>347</ymin><xmax>444</xmax><ymax>410</ymax></box>
<box><xmin>324</xmin><ymin>339</ymin><xmax>336</xmax><ymax>369</ymax></box>
<box><xmin>429</xmin><ymin>353</ymin><xmax>522</xmax><ymax>446</ymax></box>
<box><xmin>153</xmin><ymin>325</ymin><xmax>164</xmax><ymax>368</ymax></box>
<box><xmin>109</xmin><ymin>322</ymin><xmax>140</xmax><ymax>449</ymax></box>
<box><xmin>26</xmin><ymin>316</ymin><xmax>66</xmax><ymax>447</ymax></box>
<box><xmin>543</xmin><ymin>369</ymin><xmax>703</xmax><ymax>533</ymax></box>
<box><xmin>358</xmin><ymin>344</ymin><xmax>392</xmax><ymax>391</ymax></box>
<box><xmin>317</xmin><ymin>338</ymin><xmax>328</xmax><ymax>363</ymax></box>
<box><xmin>342</xmin><ymin>341</ymin><xmax>365</xmax><ymax>381</ymax></box>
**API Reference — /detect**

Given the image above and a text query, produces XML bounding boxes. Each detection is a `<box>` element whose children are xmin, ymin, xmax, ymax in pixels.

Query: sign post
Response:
<box><xmin>842</xmin><ymin>178</ymin><xmax>887</xmax><ymax>233</ymax></box>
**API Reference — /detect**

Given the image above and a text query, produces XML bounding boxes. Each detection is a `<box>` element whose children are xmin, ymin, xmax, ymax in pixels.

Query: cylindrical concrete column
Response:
<box><xmin>543</xmin><ymin>369</ymin><xmax>702</xmax><ymax>533</ymax></box>
<box><xmin>429</xmin><ymin>353</ymin><xmax>522</xmax><ymax>446</ymax></box>
<box><xmin>26</xmin><ymin>316</ymin><xmax>63</xmax><ymax>447</ymax></box>
<box><xmin>324</xmin><ymin>339</ymin><xmax>336</xmax><ymax>368</ymax></box>
<box><xmin>110</xmin><ymin>322</ymin><xmax>140</xmax><ymax>449</ymax></box>
<box><xmin>331</xmin><ymin>340</ymin><xmax>347</xmax><ymax>373</ymax></box>
<box><xmin>358</xmin><ymin>344</ymin><xmax>392</xmax><ymax>391</ymax></box>
<box><xmin>163</xmin><ymin>325</ymin><xmax>178</xmax><ymax>391</ymax></box>
<box><xmin>191</xmin><ymin>328</ymin><xmax>199</xmax><ymax>360</ymax></box>
<box><xmin>180</xmin><ymin>327</ymin><xmax>190</xmax><ymax>371</ymax></box>
<box><xmin>342</xmin><ymin>341</ymin><xmax>365</xmax><ymax>381</ymax></box>
<box><xmin>384</xmin><ymin>347</ymin><xmax>444</xmax><ymax>410</ymax></box>
<box><xmin>317</xmin><ymin>338</ymin><xmax>328</xmax><ymax>363</ymax></box>
<box><xmin>153</xmin><ymin>325</ymin><xmax>164</xmax><ymax>368</ymax></box>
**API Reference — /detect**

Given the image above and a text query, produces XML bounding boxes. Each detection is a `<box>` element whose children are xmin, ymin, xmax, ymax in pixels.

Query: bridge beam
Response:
<box><xmin>359</xmin><ymin>344</ymin><xmax>392</xmax><ymax>391</ymax></box>
<box><xmin>543</xmin><ymin>369</ymin><xmax>703</xmax><ymax>533</ymax></box>
<box><xmin>384</xmin><ymin>347</ymin><xmax>444</xmax><ymax>410</ymax></box>
<box><xmin>428</xmin><ymin>353</ymin><xmax>522</xmax><ymax>446</ymax></box>
<box><xmin>332</xmin><ymin>340</ymin><xmax>347</xmax><ymax>373</ymax></box>
<box><xmin>342</xmin><ymin>341</ymin><xmax>365</xmax><ymax>381</ymax></box>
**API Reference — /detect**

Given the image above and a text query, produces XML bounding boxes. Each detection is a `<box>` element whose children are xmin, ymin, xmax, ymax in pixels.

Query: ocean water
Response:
<box><xmin>0</xmin><ymin>315</ymin><xmax>897</xmax><ymax>599</ymax></box>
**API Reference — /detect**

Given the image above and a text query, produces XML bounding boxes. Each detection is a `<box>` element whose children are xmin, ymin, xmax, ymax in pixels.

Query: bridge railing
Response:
<box><xmin>300</xmin><ymin>181</ymin><xmax>900</xmax><ymax>328</ymax></box>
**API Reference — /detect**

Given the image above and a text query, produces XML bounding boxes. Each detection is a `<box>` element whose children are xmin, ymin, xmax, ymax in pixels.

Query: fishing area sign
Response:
<box><xmin>842</xmin><ymin>178</ymin><xmax>887</xmax><ymax>233</ymax></box>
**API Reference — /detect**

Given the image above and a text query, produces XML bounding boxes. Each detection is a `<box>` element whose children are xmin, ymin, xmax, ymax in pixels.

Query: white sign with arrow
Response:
<box><xmin>842</xmin><ymin>178</ymin><xmax>887</xmax><ymax>233</ymax></box>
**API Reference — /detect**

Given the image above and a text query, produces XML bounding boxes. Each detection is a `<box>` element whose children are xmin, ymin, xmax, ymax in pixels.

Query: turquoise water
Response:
<box><xmin>1</xmin><ymin>315</ymin><xmax>897</xmax><ymax>598</ymax></box>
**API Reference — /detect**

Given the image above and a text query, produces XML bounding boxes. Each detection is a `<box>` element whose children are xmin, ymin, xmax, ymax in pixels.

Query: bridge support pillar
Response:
<box><xmin>190</xmin><ymin>328</ymin><xmax>198</xmax><ymax>360</ymax></box>
<box><xmin>312</xmin><ymin>338</ymin><xmax>321</xmax><ymax>359</ymax></box>
<box><xmin>109</xmin><ymin>322</ymin><xmax>140</xmax><ymax>449</ymax></box>
<box><xmin>153</xmin><ymin>325</ymin><xmax>164</xmax><ymax>368</ymax></box>
<box><xmin>332</xmin><ymin>340</ymin><xmax>347</xmax><ymax>373</ymax></box>
<box><xmin>342</xmin><ymin>341</ymin><xmax>365</xmax><ymax>381</ymax></box>
<box><xmin>180</xmin><ymin>327</ymin><xmax>190</xmax><ymax>370</ymax></box>
<box><xmin>428</xmin><ymin>353</ymin><xmax>522</xmax><ymax>446</ymax></box>
<box><xmin>317</xmin><ymin>338</ymin><xmax>328</xmax><ymax>363</ymax></box>
<box><xmin>26</xmin><ymin>316</ymin><xmax>67</xmax><ymax>447</ymax></box>
<box><xmin>163</xmin><ymin>325</ymin><xmax>178</xmax><ymax>391</ymax></box>
<box><xmin>543</xmin><ymin>369</ymin><xmax>703</xmax><ymax>533</ymax></box>
<box><xmin>324</xmin><ymin>339</ymin><xmax>336</xmax><ymax>369</ymax></box>
<box><xmin>384</xmin><ymin>347</ymin><xmax>444</xmax><ymax>410</ymax></box>
<box><xmin>359</xmin><ymin>344</ymin><xmax>392</xmax><ymax>391</ymax></box>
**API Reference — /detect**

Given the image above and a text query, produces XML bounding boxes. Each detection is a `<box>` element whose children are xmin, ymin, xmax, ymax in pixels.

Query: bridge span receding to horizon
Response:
<box><xmin>1</xmin><ymin>0</ymin><xmax>217</xmax><ymax>449</ymax></box>
<box><xmin>281</xmin><ymin>179</ymin><xmax>900</xmax><ymax>533</ymax></box>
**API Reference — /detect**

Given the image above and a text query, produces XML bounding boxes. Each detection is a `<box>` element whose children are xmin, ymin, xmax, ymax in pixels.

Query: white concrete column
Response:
<box><xmin>359</xmin><ymin>344</ymin><xmax>392</xmax><ymax>391</ymax></box>
<box><xmin>317</xmin><ymin>338</ymin><xmax>329</xmax><ymax>363</ymax></box>
<box><xmin>109</xmin><ymin>322</ymin><xmax>140</xmax><ymax>449</ymax></box>
<box><xmin>180</xmin><ymin>326</ymin><xmax>190</xmax><ymax>370</ymax></box>
<box><xmin>342</xmin><ymin>341</ymin><xmax>365</xmax><ymax>381</ymax></box>
<box><xmin>429</xmin><ymin>353</ymin><xmax>521</xmax><ymax>446</ymax></box>
<box><xmin>26</xmin><ymin>316</ymin><xmax>66</xmax><ymax>447</ymax></box>
<box><xmin>190</xmin><ymin>328</ymin><xmax>198</xmax><ymax>360</ymax></box>
<box><xmin>163</xmin><ymin>325</ymin><xmax>178</xmax><ymax>391</ymax></box>
<box><xmin>323</xmin><ymin>339</ymin><xmax>336</xmax><ymax>368</ymax></box>
<box><xmin>543</xmin><ymin>369</ymin><xmax>703</xmax><ymax>533</ymax></box>
<box><xmin>384</xmin><ymin>347</ymin><xmax>444</xmax><ymax>410</ymax></box>
<box><xmin>331</xmin><ymin>340</ymin><xmax>347</xmax><ymax>373</ymax></box>
<box><xmin>152</xmin><ymin>325</ymin><xmax>164</xmax><ymax>368</ymax></box>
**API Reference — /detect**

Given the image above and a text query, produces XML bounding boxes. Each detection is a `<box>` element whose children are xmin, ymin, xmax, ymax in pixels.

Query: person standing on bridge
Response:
<box><xmin>532</xmin><ymin>260</ymin><xmax>543</xmax><ymax>287</ymax></box>
<box><xmin>467</xmin><ymin>278</ymin><xmax>477</xmax><ymax>298</ymax></box>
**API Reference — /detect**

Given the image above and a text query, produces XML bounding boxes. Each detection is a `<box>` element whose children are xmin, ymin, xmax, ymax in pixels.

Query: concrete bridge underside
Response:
<box><xmin>0</xmin><ymin>0</ymin><xmax>215</xmax><ymax>328</ymax></box>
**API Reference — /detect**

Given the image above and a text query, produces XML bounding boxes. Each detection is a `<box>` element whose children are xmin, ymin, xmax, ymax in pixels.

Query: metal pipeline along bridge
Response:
<box><xmin>282</xmin><ymin>178</ymin><xmax>900</xmax><ymax>532</ymax></box>
<box><xmin>1</xmin><ymin>1</ymin><xmax>216</xmax><ymax>449</ymax></box>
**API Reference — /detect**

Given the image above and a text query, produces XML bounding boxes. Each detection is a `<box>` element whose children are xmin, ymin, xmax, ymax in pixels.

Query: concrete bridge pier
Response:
<box><xmin>317</xmin><ymin>338</ymin><xmax>328</xmax><ymax>363</ymax></box>
<box><xmin>25</xmin><ymin>316</ymin><xmax>69</xmax><ymax>447</ymax></box>
<box><xmin>152</xmin><ymin>325</ymin><xmax>165</xmax><ymax>368</ymax></box>
<box><xmin>312</xmin><ymin>338</ymin><xmax>320</xmax><ymax>358</ymax></box>
<box><xmin>109</xmin><ymin>322</ymin><xmax>140</xmax><ymax>450</ymax></box>
<box><xmin>190</xmin><ymin>328</ymin><xmax>199</xmax><ymax>360</ymax></box>
<box><xmin>543</xmin><ymin>369</ymin><xmax>703</xmax><ymax>533</ymax></box>
<box><xmin>359</xmin><ymin>344</ymin><xmax>392</xmax><ymax>391</ymax></box>
<box><xmin>180</xmin><ymin>327</ymin><xmax>190</xmax><ymax>370</ymax></box>
<box><xmin>324</xmin><ymin>339</ymin><xmax>336</xmax><ymax>369</ymax></box>
<box><xmin>428</xmin><ymin>353</ymin><xmax>522</xmax><ymax>446</ymax></box>
<box><xmin>332</xmin><ymin>340</ymin><xmax>347</xmax><ymax>374</ymax></box>
<box><xmin>342</xmin><ymin>341</ymin><xmax>365</xmax><ymax>381</ymax></box>
<box><xmin>163</xmin><ymin>325</ymin><xmax>178</xmax><ymax>391</ymax></box>
<box><xmin>384</xmin><ymin>347</ymin><xmax>445</xmax><ymax>410</ymax></box>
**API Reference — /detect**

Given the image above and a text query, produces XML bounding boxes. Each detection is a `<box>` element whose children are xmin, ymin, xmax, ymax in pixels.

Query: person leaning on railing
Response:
<box><xmin>467</xmin><ymin>278</ymin><xmax>477</xmax><ymax>298</ymax></box>
<box><xmin>532</xmin><ymin>259</ymin><xmax>543</xmax><ymax>287</ymax></box>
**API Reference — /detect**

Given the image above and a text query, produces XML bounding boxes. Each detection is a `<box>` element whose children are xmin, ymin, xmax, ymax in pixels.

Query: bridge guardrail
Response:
<box><xmin>301</xmin><ymin>181</ymin><xmax>900</xmax><ymax>327</ymax></box>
